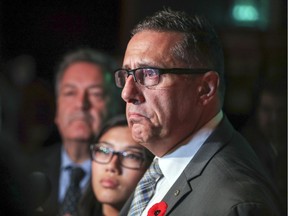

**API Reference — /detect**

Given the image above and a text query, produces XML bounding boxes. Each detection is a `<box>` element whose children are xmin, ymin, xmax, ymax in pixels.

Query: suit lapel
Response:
<box><xmin>119</xmin><ymin>192</ymin><xmax>134</xmax><ymax>216</ymax></box>
<box><xmin>120</xmin><ymin>117</ymin><xmax>235</xmax><ymax>216</ymax></box>
<box><xmin>162</xmin><ymin>117</ymin><xmax>234</xmax><ymax>215</ymax></box>
<box><xmin>42</xmin><ymin>144</ymin><xmax>61</xmax><ymax>213</ymax></box>
<box><xmin>162</xmin><ymin>173</ymin><xmax>192</xmax><ymax>214</ymax></box>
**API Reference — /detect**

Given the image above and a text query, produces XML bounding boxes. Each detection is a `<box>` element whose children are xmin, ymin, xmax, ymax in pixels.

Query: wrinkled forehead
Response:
<box><xmin>123</xmin><ymin>31</ymin><xmax>186</xmax><ymax>69</ymax></box>
<box><xmin>63</xmin><ymin>62</ymin><xmax>104</xmax><ymax>79</ymax></box>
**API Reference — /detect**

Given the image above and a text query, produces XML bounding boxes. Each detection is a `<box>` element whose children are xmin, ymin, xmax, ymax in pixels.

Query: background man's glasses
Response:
<box><xmin>114</xmin><ymin>67</ymin><xmax>211</xmax><ymax>88</ymax></box>
<box><xmin>90</xmin><ymin>143</ymin><xmax>146</xmax><ymax>169</ymax></box>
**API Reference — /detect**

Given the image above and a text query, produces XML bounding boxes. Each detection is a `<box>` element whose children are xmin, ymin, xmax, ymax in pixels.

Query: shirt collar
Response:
<box><xmin>60</xmin><ymin>146</ymin><xmax>91</xmax><ymax>176</ymax></box>
<box><xmin>158</xmin><ymin>110</ymin><xmax>223</xmax><ymax>186</ymax></box>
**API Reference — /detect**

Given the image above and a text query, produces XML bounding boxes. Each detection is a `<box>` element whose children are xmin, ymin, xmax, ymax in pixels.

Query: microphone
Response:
<box><xmin>25</xmin><ymin>172</ymin><xmax>51</xmax><ymax>215</ymax></box>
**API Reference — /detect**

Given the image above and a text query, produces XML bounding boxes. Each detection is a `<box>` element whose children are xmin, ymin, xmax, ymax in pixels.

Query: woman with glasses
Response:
<box><xmin>79</xmin><ymin>115</ymin><xmax>153</xmax><ymax>216</ymax></box>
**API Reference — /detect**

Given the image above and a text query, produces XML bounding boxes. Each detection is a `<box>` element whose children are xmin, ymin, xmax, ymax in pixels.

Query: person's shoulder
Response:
<box><xmin>31</xmin><ymin>143</ymin><xmax>62</xmax><ymax>169</ymax></box>
<box><xmin>41</xmin><ymin>143</ymin><xmax>62</xmax><ymax>154</ymax></box>
<box><xmin>187</xmin><ymin>148</ymin><xmax>281</xmax><ymax>215</ymax></box>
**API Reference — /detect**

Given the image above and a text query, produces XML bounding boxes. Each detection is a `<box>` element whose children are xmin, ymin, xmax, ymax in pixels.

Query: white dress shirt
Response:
<box><xmin>141</xmin><ymin>111</ymin><xmax>223</xmax><ymax>216</ymax></box>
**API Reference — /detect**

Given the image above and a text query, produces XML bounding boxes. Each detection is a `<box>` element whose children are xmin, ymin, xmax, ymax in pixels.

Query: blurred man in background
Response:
<box><xmin>35</xmin><ymin>48</ymin><xmax>123</xmax><ymax>216</ymax></box>
<box><xmin>241</xmin><ymin>78</ymin><xmax>287</xmax><ymax>213</ymax></box>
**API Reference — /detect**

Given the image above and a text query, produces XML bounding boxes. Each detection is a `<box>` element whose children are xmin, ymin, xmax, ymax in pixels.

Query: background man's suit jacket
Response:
<box><xmin>120</xmin><ymin>117</ymin><xmax>282</xmax><ymax>216</ymax></box>
<box><xmin>36</xmin><ymin>143</ymin><xmax>61</xmax><ymax>216</ymax></box>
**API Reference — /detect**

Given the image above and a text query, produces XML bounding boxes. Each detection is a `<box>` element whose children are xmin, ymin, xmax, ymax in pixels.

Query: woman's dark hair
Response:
<box><xmin>91</xmin><ymin>114</ymin><xmax>154</xmax><ymax>162</ymax></box>
<box><xmin>94</xmin><ymin>114</ymin><xmax>128</xmax><ymax>142</ymax></box>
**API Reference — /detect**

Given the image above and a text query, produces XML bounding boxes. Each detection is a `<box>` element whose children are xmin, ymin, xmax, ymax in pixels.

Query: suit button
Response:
<box><xmin>174</xmin><ymin>189</ymin><xmax>180</xmax><ymax>196</ymax></box>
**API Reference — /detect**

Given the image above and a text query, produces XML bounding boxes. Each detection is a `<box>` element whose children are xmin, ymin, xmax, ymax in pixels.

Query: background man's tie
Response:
<box><xmin>128</xmin><ymin>158</ymin><xmax>163</xmax><ymax>216</ymax></box>
<box><xmin>59</xmin><ymin>167</ymin><xmax>85</xmax><ymax>216</ymax></box>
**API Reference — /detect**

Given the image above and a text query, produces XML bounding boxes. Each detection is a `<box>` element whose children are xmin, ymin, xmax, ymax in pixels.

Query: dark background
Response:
<box><xmin>0</xmin><ymin>0</ymin><xmax>286</xmax><ymax>145</ymax></box>
<box><xmin>0</xmin><ymin>1</ymin><xmax>286</xmax><ymax>214</ymax></box>
<box><xmin>0</xmin><ymin>0</ymin><xmax>121</xmax><ymax>81</ymax></box>
<box><xmin>1</xmin><ymin>0</ymin><xmax>286</xmax><ymax>104</ymax></box>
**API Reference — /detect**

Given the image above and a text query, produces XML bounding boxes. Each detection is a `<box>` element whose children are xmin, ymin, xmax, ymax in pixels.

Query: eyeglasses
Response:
<box><xmin>90</xmin><ymin>143</ymin><xmax>146</xmax><ymax>169</ymax></box>
<box><xmin>114</xmin><ymin>67</ymin><xmax>211</xmax><ymax>88</ymax></box>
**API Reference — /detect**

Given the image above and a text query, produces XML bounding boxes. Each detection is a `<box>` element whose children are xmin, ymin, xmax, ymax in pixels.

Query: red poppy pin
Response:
<box><xmin>148</xmin><ymin>201</ymin><xmax>168</xmax><ymax>216</ymax></box>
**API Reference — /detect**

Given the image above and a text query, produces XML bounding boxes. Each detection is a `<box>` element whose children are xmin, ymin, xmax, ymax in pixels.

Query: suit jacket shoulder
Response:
<box><xmin>120</xmin><ymin>117</ymin><xmax>282</xmax><ymax>216</ymax></box>
<box><xmin>162</xmin><ymin>117</ymin><xmax>281</xmax><ymax>216</ymax></box>
<box><xmin>33</xmin><ymin>143</ymin><xmax>62</xmax><ymax>216</ymax></box>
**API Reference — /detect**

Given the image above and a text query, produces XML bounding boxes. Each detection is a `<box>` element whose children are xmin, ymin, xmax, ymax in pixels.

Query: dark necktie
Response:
<box><xmin>59</xmin><ymin>167</ymin><xmax>85</xmax><ymax>216</ymax></box>
<box><xmin>128</xmin><ymin>158</ymin><xmax>163</xmax><ymax>216</ymax></box>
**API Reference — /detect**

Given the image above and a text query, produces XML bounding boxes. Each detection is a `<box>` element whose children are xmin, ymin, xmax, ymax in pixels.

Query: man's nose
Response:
<box><xmin>79</xmin><ymin>91</ymin><xmax>91</xmax><ymax>110</ymax></box>
<box><xmin>121</xmin><ymin>76</ymin><xmax>144</xmax><ymax>104</ymax></box>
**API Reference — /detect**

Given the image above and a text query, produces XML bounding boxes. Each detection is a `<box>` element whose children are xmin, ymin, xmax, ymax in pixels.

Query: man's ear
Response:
<box><xmin>197</xmin><ymin>71</ymin><xmax>219</xmax><ymax>106</ymax></box>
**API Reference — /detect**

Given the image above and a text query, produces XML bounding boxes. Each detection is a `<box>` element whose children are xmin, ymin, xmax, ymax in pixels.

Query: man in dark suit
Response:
<box><xmin>114</xmin><ymin>8</ymin><xmax>282</xmax><ymax>216</ymax></box>
<box><xmin>36</xmin><ymin>48</ymin><xmax>123</xmax><ymax>216</ymax></box>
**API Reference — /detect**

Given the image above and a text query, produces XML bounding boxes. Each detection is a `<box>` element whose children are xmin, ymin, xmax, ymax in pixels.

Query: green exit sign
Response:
<box><xmin>232</xmin><ymin>5</ymin><xmax>259</xmax><ymax>21</ymax></box>
<box><xmin>231</xmin><ymin>0</ymin><xmax>268</xmax><ymax>29</ymax></box>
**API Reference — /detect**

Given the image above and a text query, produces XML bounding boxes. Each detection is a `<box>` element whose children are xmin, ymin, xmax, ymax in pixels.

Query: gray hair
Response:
<box><xmin>55</xmin><ymin>48</ymin><xmax>117</xmax><ymax>96</ymax></box>
<box><xmin>54</xmin><ymin>48</ymin><xmax>124</xmax><ymax>117</ymax></box>
<box><xmin>131</xmin><ymin>8</ymin><xmax>225</xmax><ymax>103</ymax></box>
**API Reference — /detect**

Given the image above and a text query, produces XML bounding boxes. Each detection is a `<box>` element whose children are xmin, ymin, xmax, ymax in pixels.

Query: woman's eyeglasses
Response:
<box><xmin>90</xmin><ymin>143</ymin><xmax>146</xmax><ymax>169</ymax></box>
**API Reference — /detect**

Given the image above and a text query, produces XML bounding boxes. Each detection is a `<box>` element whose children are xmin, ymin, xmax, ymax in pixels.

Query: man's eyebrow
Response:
<box><xmin>60</xmin><ymin>84</ymin><xmax>105</xmax><ymax>91</ymax></box>
<box><xmin>88</xmin><ymin>84</ymin><xmax>105</xmax><ymax>88</ymax></box>
<box><xmin>61</xmin><ymin>83</ymin><xmax>76</xmax><ymax>89</ymax></box>
<box><xmin>122</xmin><ymin>62</ymin><xmax>160</xmax><ymax>69</ymax></box>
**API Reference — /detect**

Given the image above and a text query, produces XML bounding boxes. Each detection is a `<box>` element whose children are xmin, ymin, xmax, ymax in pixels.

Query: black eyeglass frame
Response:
<box><xmin>114</xmin><ymin>67</ymin><xmax>212</xmax><ymax>88</ymax></box>
<box><xmin>90</xmin><ymin>144</ymin><xmax>146</xmax><ymax>169</ymax></box>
